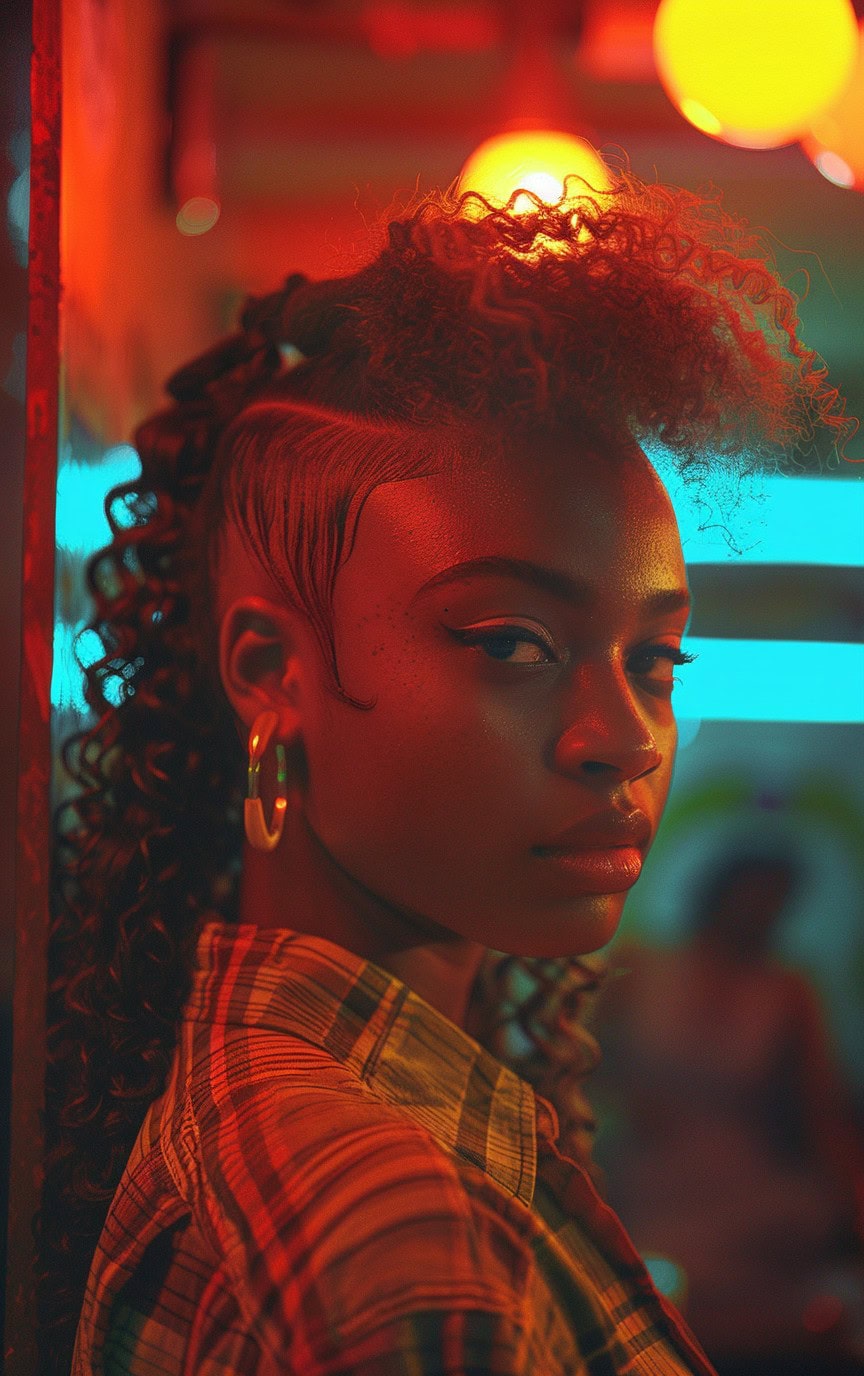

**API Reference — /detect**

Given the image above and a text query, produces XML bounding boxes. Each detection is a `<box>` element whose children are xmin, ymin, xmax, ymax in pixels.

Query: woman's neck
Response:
<box><xmin>239</xmin><ymin>800</ymin><xmax>487</xmax><ymax>1030</ymax></box>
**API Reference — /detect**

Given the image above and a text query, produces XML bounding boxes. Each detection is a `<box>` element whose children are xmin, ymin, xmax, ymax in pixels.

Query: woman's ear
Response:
<box><xmin>218</xmin><ymin>594</ymin><xmax>307</xmax><ymax>743</ymax></box>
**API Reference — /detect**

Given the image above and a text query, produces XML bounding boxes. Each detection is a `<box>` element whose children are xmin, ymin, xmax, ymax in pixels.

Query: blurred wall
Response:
<box><xmin>1</xmin><ymin>0</ymin><xmax>31</xmax><ymax>1354</ymax></box>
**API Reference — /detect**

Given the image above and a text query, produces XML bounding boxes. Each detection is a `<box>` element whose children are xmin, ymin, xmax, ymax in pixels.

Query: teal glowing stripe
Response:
<box><xmin>675</xmin><ymin>639</ymin><xmax>864</xmax><ymax>723</ymax></box>
<box><xmin>55</xmin><ymin>444</ymin><xmax>142</xmax><ymax>555</ymax></box>
<box><xmin>51</xmin><ymin>619</ymin><xmax>124</xmax><ymax>714</ymax></box>
<box><xmin>57</xmin><ymin>457</ymin><xmax>862</xmax><ymax>566</ymax></box>
<box><xmin>674</xmin><ymin>477</ymin><xmax>864</xmax><ymax>566</ymax></box>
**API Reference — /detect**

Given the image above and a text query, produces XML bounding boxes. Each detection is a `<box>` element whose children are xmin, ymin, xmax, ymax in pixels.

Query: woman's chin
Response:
<box><xmin>464</xmin><ymin>892</ymin><xmax>627</xmax><ymax>959</ymax></box>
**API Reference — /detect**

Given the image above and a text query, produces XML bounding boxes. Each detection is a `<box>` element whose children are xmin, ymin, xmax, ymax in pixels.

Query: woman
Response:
<box><xmin>40</xmin><ymin>178</ymin><xmax>849</xmax><ymax>1376</ymax></box>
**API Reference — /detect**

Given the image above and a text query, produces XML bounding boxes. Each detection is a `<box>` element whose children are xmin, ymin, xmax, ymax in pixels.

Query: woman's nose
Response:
<box><xmin>551</xmin><ymin>667</ymin><xmax>664</xmax><ymax>784</ymax></box>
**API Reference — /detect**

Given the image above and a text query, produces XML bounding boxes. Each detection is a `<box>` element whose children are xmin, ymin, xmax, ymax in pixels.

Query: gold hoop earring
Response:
<box><xmin>244</xmin><ymin>709</ymin><xmax>288</xmax><ymax>852</ymax></box>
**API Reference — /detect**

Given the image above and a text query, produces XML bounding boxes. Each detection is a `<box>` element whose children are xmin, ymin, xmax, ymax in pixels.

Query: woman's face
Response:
<box><xmin>293</xmin><ymin>436</ymin><xmax>691</xmax><ymax>957</ymax></box>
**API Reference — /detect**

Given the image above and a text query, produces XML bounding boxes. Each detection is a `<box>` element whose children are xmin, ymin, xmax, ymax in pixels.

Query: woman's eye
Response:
<box><xmin>630</xmin><ymin>644</ymin><xmax>697</xmax><ymax>688</ymax></box>
<box><xmin>449</xmin><ymin>625</ymin><xmax>556</xmax><ymax>665</ymax></box>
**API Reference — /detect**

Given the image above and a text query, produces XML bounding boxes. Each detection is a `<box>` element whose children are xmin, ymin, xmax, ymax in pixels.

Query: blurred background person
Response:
<box><xmin>592</xmin><ymin>845</ymin><xmax>864</xmax><ymax>1374</ymax></box>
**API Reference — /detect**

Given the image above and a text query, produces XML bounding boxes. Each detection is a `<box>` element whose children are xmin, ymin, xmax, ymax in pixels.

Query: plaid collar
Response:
<box><xmin>191</xmin><ymin>921</ymin><xmax>538</xmax><ymax>1206</ymax></box>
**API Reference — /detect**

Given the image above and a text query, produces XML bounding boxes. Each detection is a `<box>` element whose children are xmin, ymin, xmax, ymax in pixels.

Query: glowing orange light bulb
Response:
<box><xmin>654</xmin><ymin>0</ymin><xmax>858</xmax><ymax>149</ymax></box>
<box><xmin>457</xmin><ymin>129</ymin><xmax>612</xmax><ymax>212</ymax></box>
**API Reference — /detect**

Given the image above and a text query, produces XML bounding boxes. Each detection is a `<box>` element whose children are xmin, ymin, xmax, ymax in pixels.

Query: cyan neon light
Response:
<box><xmin>57</xmin><ymin>451</ymin><xmax>863</xmax><ymax>566</ymax></box>
<box><xmin>675</xmin><ymin>638</ymin><xmax>864</xmax><ymax>723</ymax></box>
<box><xmin>51</xmin><ymin>619</ymin><xmax>126</xmax><ymax>713</ymax></box>
<box><xmin>55</xmin><ymin>444</ymin><xmax>142</xmax><ymax>556</ymax></box>
<box><xmin>51</xmin><ymin>447</ymin><xmax>862</xmax><ymax>723</ymax></box>
<box><xmin>52</xmin><ymin>624</ymin><xmax>860</xmax><ymax>723</ymax></box>
<box><xmin>57</xmin><ymin>453</ymin><xmax>862</xmax><ymax>566</ymax></box>
<box><xmin>52</xmin><ymin>621</ymin><xmax>90</xmax><ymax>714</ymax></box>
<box><xmin>672</xmin><ymin>476</ymin><xmax>864</xmax><ymax>566</ymax></box>
<box><xmin>642</xmin><ymin>443</ymin><xmax>864</xmax><ymax>567</ymax></box>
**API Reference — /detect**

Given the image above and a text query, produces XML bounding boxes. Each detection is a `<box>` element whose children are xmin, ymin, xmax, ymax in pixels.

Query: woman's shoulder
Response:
<box><xmin>152</xmin><ymin>1029</ymin><xmax>540</xmax><ymax>1354</ymax></box>
<box><xmin>90</xmin><ymin>1034</ymin><xmax>545</xmax><ymax>1376</ymax></box>
<box><xmin>171</xmin><ymin>1023</ymin><xmax>526</xmax><ymax>1233</ymax></box>
<box><xmin>187</xmin><ymin>1021</ymin><xmax>373</xmax><ymax>1113</ymax></box>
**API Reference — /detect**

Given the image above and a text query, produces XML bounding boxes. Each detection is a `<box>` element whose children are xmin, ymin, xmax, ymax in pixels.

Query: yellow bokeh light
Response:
<box><xmin>457</xmin><ymin>130</ymin><xmax>613</xmax><ymax>211</ymax></box>
<box><xmin>804</xmin><ymin>19</ymin><xmax>864</xmax><ymax>191</ymax></box>
<box><xmin>816</xmin><ymin>150</ymin><xmax>855</xmax><ymax>188</ymax></box>
<box><xmin>514</xmin><ymin>170</ymin><xmax>568</xmax><ymax>211</ymax></box>
<box><xmin>679</xmin><ymin>98</ymin><xmax>723</xmax><ymax>137</ymax></box>
<box><xmin>654</xmin><ymin>0</ymin><xmax>858</xmax><ymax>149</ymax></box>
<box><xmin>176</xmin><ymin>196</ymin><xmax>221</xmax><ymax>236</ymax></box>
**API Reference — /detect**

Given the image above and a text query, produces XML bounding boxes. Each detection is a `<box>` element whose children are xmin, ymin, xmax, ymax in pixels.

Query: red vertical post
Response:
<box><xmin>5</xmin><ymin>0</ymin><xmax>61</xmax><ymax>1369</ymax></box>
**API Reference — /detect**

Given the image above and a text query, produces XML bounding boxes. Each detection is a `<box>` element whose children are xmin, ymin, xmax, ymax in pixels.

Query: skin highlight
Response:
<box><xmin>221</xmin><ymin>434</ymin><xmax>691</xmax><ymax>1027</ymax></box>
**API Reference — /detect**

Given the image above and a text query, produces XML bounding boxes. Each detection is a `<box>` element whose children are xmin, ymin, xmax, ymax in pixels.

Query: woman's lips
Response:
<box><xmin>531</xmin><ymin>844</ymin><xmax>643</xmax><ymax>893</ymax></box>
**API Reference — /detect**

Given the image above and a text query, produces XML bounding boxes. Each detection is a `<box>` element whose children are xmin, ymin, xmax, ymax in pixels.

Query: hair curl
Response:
<box><xmin>38</xmin><ymin>176</ymin><xmax>853</xmax><ymax>1374</ymax></box>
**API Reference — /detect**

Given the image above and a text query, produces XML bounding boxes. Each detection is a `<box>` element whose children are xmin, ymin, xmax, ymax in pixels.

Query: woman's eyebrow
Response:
<box><xmin>410</xmin><ymin>555</ymin><xmax>691</xmax><ymax>617</ymax></box>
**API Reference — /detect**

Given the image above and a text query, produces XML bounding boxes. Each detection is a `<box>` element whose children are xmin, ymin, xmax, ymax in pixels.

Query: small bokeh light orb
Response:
<box><xmin>457</xmin><ymin>129</ymin><xmax>612</xmax><ymax>212</ymax></box>
<box><xmin>642</xmin><ymin>1253</ymin><xmax>688</xmax><ymax>1307</ymax></box>
<box><xmin>804</xmin><ymin>19</ymin><xmax>864</xmax><ymax>191</ymax></box>
<box><xmin>653</xmin><ymin>0</ymin><xmax>858</xmax><ymax>149</ymax></box>
<box><xmin>176</xmin><ymin>196</ymin><xmax>221</xmax><ymax>236</ymax></box>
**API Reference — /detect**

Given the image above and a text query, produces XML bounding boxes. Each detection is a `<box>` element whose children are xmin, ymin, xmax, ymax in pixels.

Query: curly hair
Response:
<box><xmin>38</xmin><ymin>176</ymin><xmax>853</xmax><ymax>1374</ymax></box>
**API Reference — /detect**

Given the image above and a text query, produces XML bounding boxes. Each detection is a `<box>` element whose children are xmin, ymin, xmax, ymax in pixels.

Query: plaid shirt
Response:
<box><xmin>74</xmin><ymin>923</ymin><xmax>717</xmax><ymax>1376</ymax></box>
